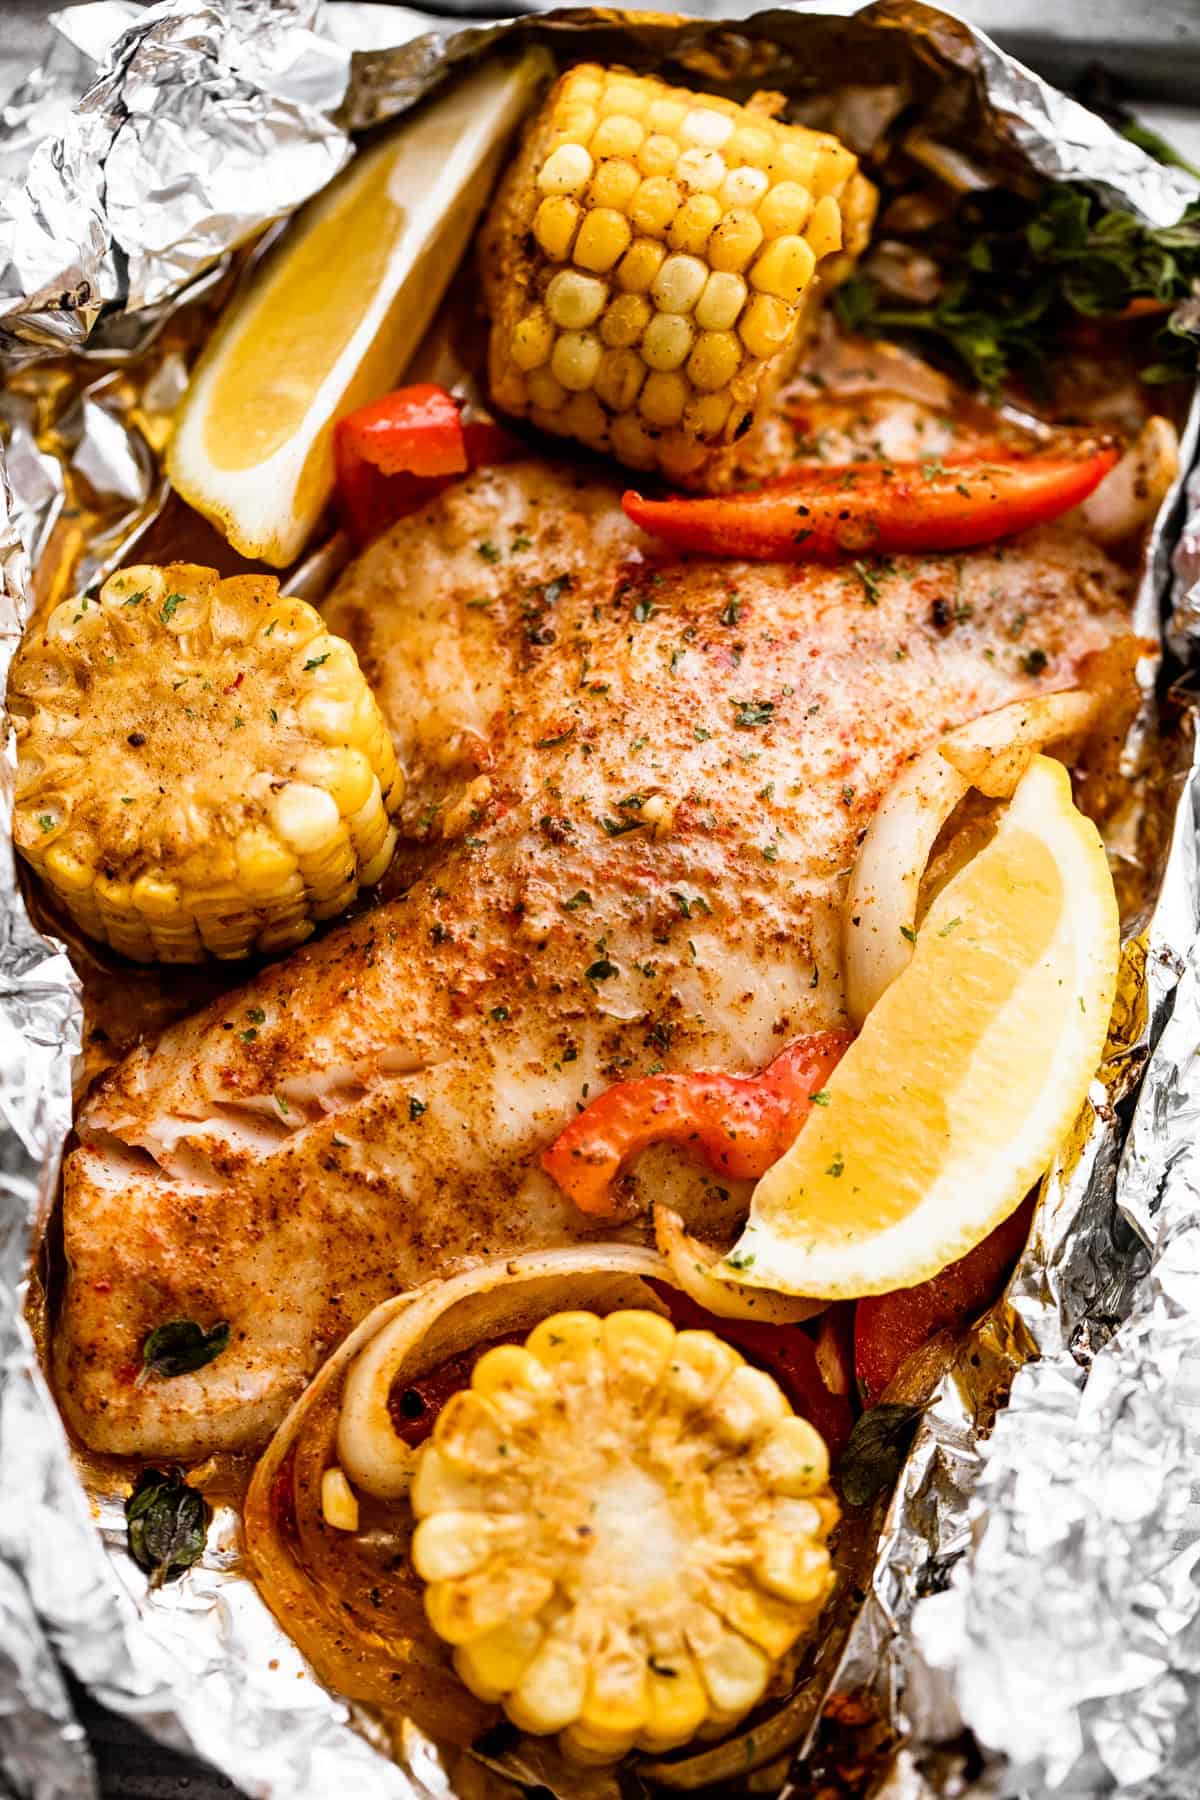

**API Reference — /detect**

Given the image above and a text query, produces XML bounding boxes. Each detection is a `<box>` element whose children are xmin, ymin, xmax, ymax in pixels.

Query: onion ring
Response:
<box><xmin>653</xmin><ymin>1204</ymin><xmax>826</xmax><ymax>1326</ymax></box>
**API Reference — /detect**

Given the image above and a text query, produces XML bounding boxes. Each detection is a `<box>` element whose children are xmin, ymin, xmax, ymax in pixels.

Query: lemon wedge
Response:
<box><xmin>719</xmin><ymin>755</ymin><xmax>1119</xmax><ymax>1299</ymax></box>
<box><xmin>167</xmin><ymin>52</ymin><xmax>548</xmax><ymax>566</ymax></box>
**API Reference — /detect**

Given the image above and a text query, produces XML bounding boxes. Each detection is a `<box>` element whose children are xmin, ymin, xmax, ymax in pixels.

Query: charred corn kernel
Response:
<box><xmin>511</xmin><ymin>309</ymin><xmax>555</xmax><ymax>370</ymax></box>
<box><xmin>637</xmin><ymin>133</ymin><xmax>678</xmax><ymax>177</ymax></box>
<box><xmin>688</xmin><ymin>329</ymin><xmax>741</xmax><ymax>392</ymax></box>
<box><xmin>757</xmin><ymin>179</ymin><xmax>812</xmax><ymax>238</ymax></box>
<box><xmin>639</xmin><ymin>369</ymin><xmax>689</xmax><ymax>428</ymax></box>
<box><xmin>807</xmin><ymin>191</ymin><xmax>843</xmax><ymax>259</ymax></box>
<box><xmin>320</xmin><ymin>1467</ymin><xmax>359</xmax><ymax>1532</ymax></box>
<box><xmin>591</xmin><ymin>114</ymin><xmax>644</xmax><ymax>161</ymax></box>
<box><xmin>642</xmin><ymin>312</ymin><xmax>694</xmax><ymax>372</ymax></box>
<box><xmin>575</xmin><ymin>208</ymin><xmax>632</xmax><ymax>273</ymax></box>
<box><xmin>707</xmin><ymin>208</ymin><xmax>763</xmax><ymax>273</ymax></box>
<box><xmin>595</xmin><ymin>347</ymin><xmax>646</xmax><ymax>411</ymax></box>
<box><xmin>484</xmin><ymin>65</ymin><xmax>871</xmax><ymax>483</ymax></box>
<box><xmin>546</xmin><ymin>269</ymin><xmax>608</xmax><ymax>329</ymax></box>
<box><xmin>739</xmin><ymin>291</ymin><xmax>794</xmax><ymax>359</ymax></box>
<box><xmin>533</xmin><ymin>196</ymin><xmax>580</xmax><ymax>260</ymax></box>
<box><xmin>720</xmin><ymin>164</ymin><xmax>769</xmax><ymax>209</ymax></box>
<box><xmin>631</xmin><ymin>176</ymin><xmax>681</xmax><ymax>239</ymax></box>
<box><xmin>600</xmin><ymin>291</ymin><xmax>652</xmax><ymax>347</ymax></box>
<box><xmin>695</xmin><ymin>269</ymin><xmax>747</xmax><ymax>332</ymax></box>
<box><xmin>551</xmin><ymin>329</ymin><xmax>603</xmax><ymax>391</ymax></box>
<box><xmin>651</xmin><ymin>251</ymin><xmax>707</xmax><ymax>314</ymax></box>
<box><xmin>668</xmin><ymin>192</ymin><xmax>722</xmax><ymax>255</ymax></box>
<box><xmin>615</xmin><ymin>239</ymin><xmax>665</xmax><ymax>294</ymax></box>
<box><xmin>404</xmin><ymin>1304</ymin><xmax>838</xmax><ymax>1760</ymax></box>
<box><xmin>537</xmin><ymin>143</ymin><xmax>593</xmax><ymax>195</ymax></box>
<box><xmin>588</xmin><ymin>158</ymin><xmax>640</xmax><ymax>210</ymax></box>
<box><xmin>10</xmin><ymin>564</ymin><xmax>402</xmax><ymax>963</ymax></box>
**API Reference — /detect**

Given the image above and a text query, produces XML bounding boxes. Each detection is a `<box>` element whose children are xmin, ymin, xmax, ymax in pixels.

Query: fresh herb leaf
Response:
<box><xmin>600</xmin><ymin>815</ymin><xmax>647</xmax><ymax>837</ymax></box>
<box><xmin>732</xmin><ymin>698</ymin><xmax>775</xmax><ymax>730</ymax></box>
<box><xmin>837</xmin><ymin>1403</ymin><xmax>924</xmax><ymax>1507</ymax></box>
<box><xmin>1020</xmin><ymin>647</ymin><xmax>1048</xmax><ymax>676</ymax></box>
<box><xmin>303</xmin><ymin>653</ymin><xmax>330</xmax><ymax>672</ymax></box>
<box><xmin>535</xmin><ymin>725</ymin><xmax>576</xmax><ymax>749</ymax></box>
<box><xmin>477</xmin><ymin>541</ymin><xmax>502</xmax><ymax>564</ymax></box>
<box><xmin>563</xmin><ymin>889</ymin><xmax>592</xmax><ymax>910</ymax></box>
<box><xmin>409</xmin><ymin>1096</ymin><xmax>426</xmax><ymax>1120</ymax></box>
<box><xmin>586</xmin><ymin>957</ymin><xmax>618</xmax><ymax>982</ymax></box>
<box><xmin>125</xmin><ymin>1467</ymin><xmax>210</xmax><ymax>1587</ymax></box>
<box><xmin>160</xmin><ymin>592</ymin><xmax>186</xmax><ymax>623</ymax></box>
<box><xmin>140</xmin><ymin>1319</ymin><xmax>230</xmax><ymax>1381</ymax></box>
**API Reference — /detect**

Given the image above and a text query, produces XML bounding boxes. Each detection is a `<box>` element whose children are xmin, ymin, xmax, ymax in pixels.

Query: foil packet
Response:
<box><xmin>2</xmin><ymin>3</ymin><xmax>1200</xmax><ymax>1797</ymax></box>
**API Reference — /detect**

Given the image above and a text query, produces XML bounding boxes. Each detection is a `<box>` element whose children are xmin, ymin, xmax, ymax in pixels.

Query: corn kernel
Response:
<box><xmin>511</xmin><ymin>308</ymin><xmax>554</xmax><ymax>371</ymax></box>
<box><xmin>695</xmin><ymin>269</ymin><xmax>747</xmax><ymax>332</ymax></box>
<box><xmin>811</xmin><ymin>137</ymin><xmax>857</xmax><ymax>195</ymax></box>
<box><xmin>639</xmin><ymin>370</ymin><xmax>689</xmax><ymax>428</ymax></box>
<box><xmin>566</xmin><ymin>69</ymin><xmax>604</xmax><ymax>105</ymax></box>
<box><xmin>456</xmin><ymin>1619</ymin><xmax>544</xmax><ymax>1704</ymax></box>
<box><xmin>754</xmin><ymin>1415</ymin><xmax>830</xmax><ymax>1495</ymax></box>
<box><xmin>692</xmin><ymin>1623</ymin><xmax>770</xmax><ymax>1720</ymax></box>
<box><xmin>574</xmin><ymin>208</ymin><xmax>632</xmax><ymax>274</ymax></box>
<box><xmin>681</xmin><ymin>106</ymin><xmax>734</xmax><ymax>149</ymax></box>
<box><xmin>739</xmin><ymin>290</ymin><xmax>794</xmax><ymax>359</ymax></box>
<box><xmin>720</xmin><ymin>164</ymin><xmax>769</xmax><ymax>209</ymax></box>
<box><xmin>667</xmin><ymin>192</ymin><xmax>722</xmax><ymax>255</ymax></box>
<box><xmin>550</xmin><ymin>107</ymin><xmax>597</xmax><ymax>146</ymax></box>
<box><xmin>615</xmin><ymin>238</ymin><xmax>665</xmax><ymax>294</ymax></box>
<box><xmin>551</xmin><ymin>329</ymin><xmax>603</xmax><ymax>391</ymax></box>
<box><xmin>527</xmin><ymin>367</ymin><xmax>568</xmax><ymax>412</ymax></box>
<box><xmin>533</xmin><ymin>196</ymin><xmax>581</xmax><ymax>261</ymax></box>
<box><xmin>807</xmin><ymin>192</ymin><xmax>843</xmax><ymax>259</ymax></box>
<box><xmin>588</xmin><ymin>157</ymin><xmax>640</xmax><ymax>210</ymax></box>
<box><xmin>631</xmin><ymin>176</ymin><xmax>680</xmax><ymax>239</ymax></box>
<box><xmin>643</xmin><ymin>1653</ymin><xmax>709</xmax><ymax>1751</ymax></box>
<box><xmin>755</xmin><ymin>1532</ymin><xmax>832</xmax><ymax>1606</ymax></box>
<box><xmin>320</xmin><ymin>1467</ymin><xmax>359</xmax><ymax>1532</ymax></box>
<box><xmin>687</xmin><ymin>329</ymin><xmax>741</xmax><ymax>392</ymax></box>
<box><xmin>537</xmin><ymin>143</ymin><xmax>594</xmax><ymax>196</ymax></box>
<box><xmin>766</xmin><ymin>137</ymin><xmax>819</xmax><ymax>188</ymax></box>
<box><xmin>603</xmin><ymin>1309</ymin><xmax>676</xmax><ymax>1399</ymax></box>
<box><xmin>595</xmin><ymin>347</ymin><xmax>645</xmax><ymax>411</ymax></box>
<box><xmin>758</xmin><ymin>179</ymin><xmax>813</xmax><ymax>239</ymax></box>
<box><xmin>609</xmin><ymin>412</ymin><xmax>659</xmax><ymax>469</ymax></box>
<box><xmin>561</xmin><ymin>392</ymin><xmax>609</xmax><ymax>443</ymax></box>
<box><xmin>650</xmin><ymin>252</ymin><xmax>707</xmax><ymax>314</ymax></box>
<box><xmin>545</xmin><ymin>269</ymin><xmax>608</xmax><ymax>330</ymax></box>
<box><xmin>749</xmin><ymin>233</ymin><xmax>817</xmax><ymax>304</ymax></box>
<box><xmin>131</xmin><ymin>874</ymin><xmax>182</xmax><ymax>919</ymax></box>
<box><xmin>508</xmin><ymin>1636</ymin><xmax>589</xmax><ymax>1735</ymax></box>
<box><xmin>636</xmin><ymin>133</ymin><xmax>678</xmax><ymax>177</ymax></box>
<box><xmin>726</xmin><ymin>122</ymin><xmax>774</xmax><ymax>168</ymax></box>
<box><xmin>600</xmin><ymin>292</ymin><xmax>652</xmax><ymax>347</ymax></box>
<box><xmin>645</xmin><ymin>96</ymin><xmax>686</xmax><ymax>135</ymax></box>
<box><xmin>273</xmin><ymin>782</ymin><xmax>341</xmax><ymax>856</ymax></box>
<box><xmin>599</xmin><ymin>80</ymin><xmax>649</xmax><ymax>119</ymax></box>
<box><xmin>707</xmin><ymin>1364</ymin><xmax>789</xmax><ymax>1446</ymax></box>
<box><xmin>707</xmin><ymin>208</ymin><xmax>763</xmax><ymax>273</ymax></box>
<box><xmin>682</xmin><ymin>390</ymin><xmax>733</xmax><ymax>439</ymax></box>
<box><xmin>642</xmin><ymin>311</ymin><xmax>694</xmax><ymax>371</ymax></box>
<box><xmin>591</xmin><ymin>114</ymin><xmax>644</xmax><ymax>161</ymax></box>
<box><xmin>675</xmin><ymin>146</ymin><xmax>726</xmax><ymax>194</ymax></box>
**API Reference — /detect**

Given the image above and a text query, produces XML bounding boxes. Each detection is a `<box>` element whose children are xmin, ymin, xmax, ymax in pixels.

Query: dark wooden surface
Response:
<box><xmin>4</xmin><ymin>0</ymin><xmax>1199</xmax><ymax>1793</ymax></box>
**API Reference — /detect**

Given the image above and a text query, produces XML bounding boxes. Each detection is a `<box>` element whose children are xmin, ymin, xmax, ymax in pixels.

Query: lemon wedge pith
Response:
<box><xmin>167</xmin><ymin>53</ymin><xmax>547</xmax><ymax>567</ymax></box>
<box><xmin>720</xmin><ymin>755</ymin><xmax>1119</xmax><ymax>1299</ymax></box>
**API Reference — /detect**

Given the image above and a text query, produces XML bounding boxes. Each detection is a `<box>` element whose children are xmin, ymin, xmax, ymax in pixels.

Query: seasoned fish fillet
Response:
<box><xmin>56</xmin><ymin>459</ymin><xmax>1132</xmax><ymax>1456</ymax></box>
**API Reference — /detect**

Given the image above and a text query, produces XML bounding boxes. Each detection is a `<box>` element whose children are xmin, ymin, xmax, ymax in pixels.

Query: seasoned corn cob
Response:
<box><xmin>482</xmin><ymin>65</ymin><xmax>876</xmax><ymax>487</ymax></box>
<box><xmin>402</xmin><ymin>1308</ymin><xmax>838</xmax><ymax>1763</ymax></box>
<box><xmin>10</xmin><ymin>563</ymin><xmax>402</xmax><ymax>962</ymax></box>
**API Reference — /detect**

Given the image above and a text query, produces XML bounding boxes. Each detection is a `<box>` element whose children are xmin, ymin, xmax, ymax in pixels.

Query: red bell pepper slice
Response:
<box><xmin>657</xmin><ymin>1287</ymin><xmax>853</xmax><ymax>1458</ymax></box>
<box><xmin>542</xmin><ymin>1030</ymin><xmax>853</xmax><ymax>1217</ymax></box>
<box><xmin>621</xmin><ymin>440</ymin><xmax>1119</xmax><ymax>562</ymax></box>
<box><xmin>333</xmin><ymin>384</ymin><xmax>520</xmax><ymax>548</ymax></box>
<box><xmin>854</xmin><ymin>1196</ymin><xmax>1035</xmax><ymax>1405</ymax></box>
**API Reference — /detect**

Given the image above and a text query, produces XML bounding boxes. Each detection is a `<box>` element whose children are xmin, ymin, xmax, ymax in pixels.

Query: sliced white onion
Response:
<box><xmin>843</xmin><ymin>688</ymin><xmax>1102</xmax><ymax>1025</ymax></box>
<box><xmin>653</xmin><ymin>1204</ymin><xmax>826</xmax><ymax>1326</ymax></box>
<box><xmin>1076</xmin><ymin>415</ymin><xmax>1179</xmax><ymax>546</ymax></box>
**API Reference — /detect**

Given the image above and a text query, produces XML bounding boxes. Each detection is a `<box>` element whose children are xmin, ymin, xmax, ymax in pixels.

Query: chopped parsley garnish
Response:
<box><xmin>600</xmin><ymin>815</ymin><xmax>646</xmax><ymax>837</ymax></box>
<box><xmin>477</xmin><ymin>541</ymin><xmax>502</xmax><ymax>563</ymax></box>
<box><xmin>302</xmin><ymin>653</ymin><xmax>329</xmax><ymax>672</ymax></box>
<box><xmin>586</xmin><ymin>957</ymin><xmax>618</xmax><ymax>982</ymax></box>
<box><xmin>409</xmin><ymin>1096</ymin><xmax>427</xmax><ymax>1120</ymax></box>
<box><xmin>160</xmin><ymin>592</ymin><xmax>186</xmax><ymax>623</ymax></box>
<box><xmin>720</xmin><ymin>597</ymin><xmax>742</xmax><ymax>626</ymax></box>
<box><xmin>563</xmin><ymin>890</ymin><xmax>592</xmax><ymax>910</ymax></box>
<box><xmin>1020</xmin><ymin>647</ymin><xmax>1049</xmax><ymax>676</ymax></box>
<box><xmin>535</xmin><ymin>725</ymin><xmax>576</xmax><ymax>749</ymax></box>
<box><xmin>732</xmin><ymin>698</ymin><xmax>775</xmax><ymax>730</ymax></box>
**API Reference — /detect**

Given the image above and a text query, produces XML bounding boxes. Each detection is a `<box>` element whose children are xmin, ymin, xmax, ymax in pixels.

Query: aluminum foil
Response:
<box><xmin>2</xmin><ymin>3</ymin><xmax>1200</xmax><ymax>1798</ymax></box>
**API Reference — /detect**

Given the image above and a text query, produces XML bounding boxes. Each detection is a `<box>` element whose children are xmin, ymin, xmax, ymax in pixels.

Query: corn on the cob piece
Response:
<box><xmin>398</xmin><ymin>1307</ymin><xmax>837</xmax><ymax>1762</ymax></box>
<box><xmin>482</xmin><ymin>65</ymin><xmax>876</xmax><ymax>488</ymax></box>
<box><xmin>10</xmin><ymin>562</ymin><xmax>403</xmax><ymax>962</ymax></box>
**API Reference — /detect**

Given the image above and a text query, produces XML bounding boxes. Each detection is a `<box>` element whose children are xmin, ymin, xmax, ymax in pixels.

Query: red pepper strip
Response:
<box><xmin>621</xmin><ymin>441</ymin><xmax>1120</xmax><ymax>562</ymax></box>
<box><xmin>656</xmin><ymin>1287</ymin><xmax>853</xmax><ymax>1458</ymax></box>
<box><xmin>542</xmin><ymin>1030</ymin><xmax>853</xmax><ymax>1217</ymax></box>
<box><xmin>333</xmin><ymin>385</ymin><xmax>522</xmax><ymax>548</ymax></box>
<box><xmin>388</xmin><ymin>1330</ymin><xmax>528</xmax><ymax>1448</ymax></box>
<box><xmin>853</xmin><ymin>1195</ymin><xmax>1036</xmax><ymax>1406</ymax></box>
